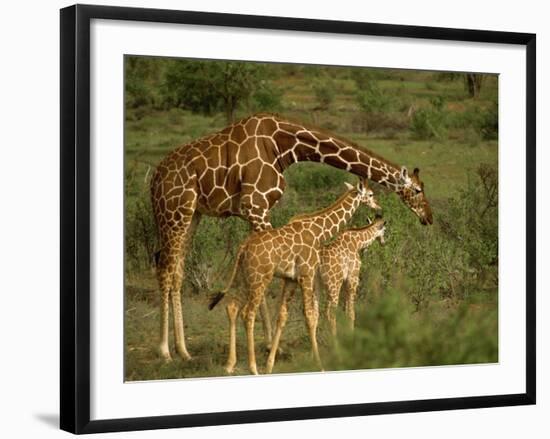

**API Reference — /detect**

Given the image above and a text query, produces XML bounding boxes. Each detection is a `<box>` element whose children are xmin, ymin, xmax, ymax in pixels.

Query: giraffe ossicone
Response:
<box><xmin>151</xmin><ymin>112</ymin><xmax>432</xmax><ymax>361</ymax></box>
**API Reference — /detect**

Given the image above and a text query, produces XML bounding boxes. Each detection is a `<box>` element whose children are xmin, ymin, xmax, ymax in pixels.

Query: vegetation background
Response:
<box><xmin>124</xmin><ymin>57</ymin><xmax>498</xmax><ymax>380</ymax></box>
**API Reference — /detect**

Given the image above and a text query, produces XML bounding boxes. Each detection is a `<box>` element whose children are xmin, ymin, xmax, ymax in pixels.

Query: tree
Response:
<box><xmin>434</xmin><ymin>72</ymin><xmax>485</xmax><ymax>99</ymax></box>
<box><xmin>125</xmin><ymin>56</ymin><xmax>164</xmax><ymax>108</ymax></box>
<box><xmin>464</xmin><ymin>73</ymin><xmax>484</xmax><ymax>98</ymax></box>
<box><xmin>162</xmin><ymin>60</ymin><xmax>266</xmax><ymax>123</ymax></box>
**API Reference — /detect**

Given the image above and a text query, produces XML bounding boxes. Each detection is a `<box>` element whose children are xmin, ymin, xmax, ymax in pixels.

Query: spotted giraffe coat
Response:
<box><xmin>319</xmin><ymin>218</ymin><xmax>386</xmax><ymax>335</ymax></box>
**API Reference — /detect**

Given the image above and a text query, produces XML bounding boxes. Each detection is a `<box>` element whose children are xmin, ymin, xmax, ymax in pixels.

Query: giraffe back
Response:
<box><xmin>319</xmin><ymin>218</ymin><xmax>386</xmax><ymax>286</ymax></box>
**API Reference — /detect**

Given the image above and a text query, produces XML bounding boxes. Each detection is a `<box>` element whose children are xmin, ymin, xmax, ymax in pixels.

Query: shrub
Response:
<box><xmin>434</xmin><ymin>72</ymin><xmax>462</xmax><ymax>82</ymax></box>
<box><xmin>347</xmin><ymin>163</ymin><xmax>498</xmax><ymax>311</ymax></box>
<box><xmin>440</xmin><ymin>164</ymin><xmax>498</xmax><ymax>272</ymax></box>
<box><xmin>410</xmin><ymin>97</ymin><xmax>448</xmax><ymax>140</ymax></box>
<box><xmin>161</xmin><ymin>60</ymin><xmax>274</xmax><ymax>122</ymax></box>
<box><xmin>125</xmin><ymin>196</ymin><xmax>157</xmax><ymax>273</ymax></box>
<box><xmin>125</xmin><ymin>57</ymin><xmax>156</xmax><ymax>109</ymax></box>
<box><xmin>461</xmin><ymin>126</ymin><xmax>482</xmax><ymax>147</ymax></box>
<box><xmin>323</xmin><ymin>289</ymin><xmax>498</xmax><ymax>371</ymax></box>
<box><xmin>351</xmin><ymin>69</ymin><xmax>372</xmax><ymax>90</ymax></box>
<box><xmin>125</xmin><ymin>78</ymin><xmax>151</xmax><ymax>109</ymax></box>
<box><xmin>353</xmin><ymin>79</ymin><xmax>394</xmax><ymax>133</ymax></box>
<box><xmin>351</xmin><ymin>68</ymin><xmax>401</xmax><ymax>86</ymax></box>
<box><xmin>446</xmin><ymin>103</ymin><xmax>498</xmax><ymax>142</ymax></box>
<box><xmin>410</xmin><ymin>108</ymin><xmax>447</xmax><ymax>140</ymax></box>
<box><xmin>480</xmin><ymin>102</ymin><xmax>498</xmax><ymax>140</ymax></box>
<box><xmin>312</xmin><ymin>76</ymin><xmax>336</xmax><ymax>110</ymax></box>
<box><xmin>251</xmin><ymin>81</ymin><xmax>283</xmax><ymax>112</ymax></box>
<box><xmin>185</xmin><ymin>216</ymin><xmax>250</xmax><ymax>294</ymax></box>
<box><xmin>355</xmin><ymin>81</ymin><xmax>393</xmax><ymax>114</ymax></box>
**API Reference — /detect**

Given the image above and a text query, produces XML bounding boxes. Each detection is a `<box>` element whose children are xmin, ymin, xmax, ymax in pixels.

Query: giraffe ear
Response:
<box><xmin>344</xmin><ymin>182</ymin><xmax>354</xmax><ymax>191</ymax></box>
<box><xmin>413</xmin><ymin>167</ymin><xmax>420</xmax><ymax>177</ymax></box>
<box><xmin>400</xmin><ymin>166</ymin><xmax>411</xmax><ymax>184</ymax></box>
<box><xmin>357</xmin><ymin>178</ymin><xmax>366</xmax><ymax>192</ymax></box>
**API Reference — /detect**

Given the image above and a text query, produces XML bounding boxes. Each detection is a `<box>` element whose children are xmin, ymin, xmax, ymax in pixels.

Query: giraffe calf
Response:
<box><xmin>319</xmin><ymin>216</ymin><xmax>386</xmax><ymax>336</ymax></box>
<box><xmin>209</xmin><ymin>179</ymin><xmax>380</xmax><ymax>375</ymax></box>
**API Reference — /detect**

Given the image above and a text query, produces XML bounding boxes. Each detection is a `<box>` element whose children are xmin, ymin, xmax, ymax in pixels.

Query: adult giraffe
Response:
<box><xmin>151</xmin><ymin>112</ymin><xmax>432</xmax><ymax>361</ymax></box>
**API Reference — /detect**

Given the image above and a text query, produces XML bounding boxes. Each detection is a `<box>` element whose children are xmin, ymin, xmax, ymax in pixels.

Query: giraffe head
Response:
<box><xmin>372</xmin><ymin>216</ymin><xmax>387</xmax><ymax>246</ymax></box>
<box><xmin>344</xmin><ymin>178</ymin><xmax>381</xmax><ymax>211</ymax></box>
<box><xmin>397</xmin><ymin>167</ymin><xmax>433</xmax><ymax>225</ymax></box>
<box><xmin>364</xmin><ymin>215</ymin><xmax>386</xmax><ymax>247</ymax></box>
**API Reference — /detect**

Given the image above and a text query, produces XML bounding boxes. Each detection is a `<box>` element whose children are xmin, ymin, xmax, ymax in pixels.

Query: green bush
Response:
<box><xmin>312</xmin><ymin>76</ymin><xmax>336</xmax><ymax>110</ymax></box>
<box><xmin>161</xmin><ymin>60</ymin><xmax>273</xmax><ymax>122</ymax></box>
<box><xmin>251</xmin><ymin>81</ymin><xmax>283</xmax><ymax>112</ymax></box>
<box><xmin>125</xmin><ymin>57</ymin><xmax>158</xmax><ymax>109</ymax></box>
<box><xmin>351</xmin><ymin>68</ymin><xmax>401</xmax><ymax>86</ymax></box>
<box><xmin>185</xmin><ymin>216</ymin><xmax>251</xmax><ymax>294</ymax></box>
<box><xmin>125</xmin><ymin>196</ymin><xmax>157</xmax><ymax>273</ymax></box>
<box><xmin>323</xmin><ymin>290</ymin><xmax>497</xmax><ymax>370</ymax></box>
<box><xmin>348</xmin><ymin>163</ymin><xmax>498</xmax><ymax>310</ymax></box>
<box><xmin>351</xmin><ymin>69</ymin><xmax>372</xmax><ymax>90</ymax></box>
<box><xmin>439</xmin><ymin>164</ymin><xmax>498</xmax><ymax>272</ymax></box>
<box><xmin>355</xmin><ymin>82</ymin><xmax>393</xmax><ymax>114</ymax></box>
<box><xmin>434</xmin><ymin>72</ymin><xmax>462</xmax><ymax>82</ymax></box>
<box><xmin>352</xmin><ymin>77</ymin><xmax>395</xmax><ymax>133</ymax></box>
<box><xmin>410</xmin><ymin>97</ymin><xmax>448</xmax><ymax>140</ymax></box>
<box><xmin>480</xmin><ymin>102</ymin><xmax>498</xmax><ymax>140</ymax></box>
<box><xmin>125</xmin><ymin>78</ymin><xmax>151</xmax><ymax>109</ymax></box>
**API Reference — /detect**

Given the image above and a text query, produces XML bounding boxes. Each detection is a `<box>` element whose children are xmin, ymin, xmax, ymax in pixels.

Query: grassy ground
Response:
<box><xmin>124</xmin><ymin>62</ymin><xmax>498</xmax><ymax>381</ymax></box>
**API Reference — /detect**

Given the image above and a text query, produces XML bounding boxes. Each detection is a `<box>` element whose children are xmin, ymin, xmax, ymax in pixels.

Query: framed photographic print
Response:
<box><xmin>60</xmin><ymin>4</ymin><xmax>536</xmax><ymax>434</ymax></box>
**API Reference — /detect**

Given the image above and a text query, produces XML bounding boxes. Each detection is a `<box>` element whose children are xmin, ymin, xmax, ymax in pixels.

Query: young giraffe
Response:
<box><xmin>320</xmin><ymin>216</ymin><xmax>386</xmax><ymax>336</ymax></box>
<box><xmin>209</xmin><ymin>179</ymin><xmax>381</xmax><ymax>375</ymax></box>
<box><xmin>151</xmin><ymin>112</ymin><xmax>432</xmax><ymax>361</ymax></box>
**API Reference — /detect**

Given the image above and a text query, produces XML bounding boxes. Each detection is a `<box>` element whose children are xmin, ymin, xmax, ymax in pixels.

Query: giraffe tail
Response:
<box><xmin>208</xmin><ymin>242</ymin><xmax>246</xmax><ymax>311</ymax></box>
<box><xmin>208</xmin><ymin>292</ymin><xmax>226</xmax><ymax>310</ymax></box>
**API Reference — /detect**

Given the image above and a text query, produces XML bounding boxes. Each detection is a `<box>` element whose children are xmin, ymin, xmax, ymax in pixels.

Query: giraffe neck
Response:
<box><xmin>297</xmin><ymin>190</ymin><xmax>361</xmax><ymax>243</ymax></box>
<box><xmin>351</xmin><ymin>225</ymin><xmax>379</xmax><ymax>252</ymax></box>
<box><xmin>265</xmin><ymin>115</ymin><xmax>404</xmax><ymax>191</ymax></box>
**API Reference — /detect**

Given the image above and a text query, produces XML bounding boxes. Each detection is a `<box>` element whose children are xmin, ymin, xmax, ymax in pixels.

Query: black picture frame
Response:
<box><xmin>60</xmin><ymin>4</ymin><xmax>536</xmax><ymax>434</ymax></box>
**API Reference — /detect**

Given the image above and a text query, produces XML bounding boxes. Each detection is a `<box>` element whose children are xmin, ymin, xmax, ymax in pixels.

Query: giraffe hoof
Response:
<box><xmin>159</xmin><ymin>347</ymin><xmax>172</xmax><ymax>362</ymax></box>
<box><xmin>175</xmin><ymin>347</ymin><xmax>192</xmax><ymax>361</ymax></box>
<box><xmin>225</xmin><ymin>366</ymin><xmax>235</xmax><ymax>375</ymax></box>
<box><xmin>178</xmin><ymin>353</ymin><xmax>193</xmax><ymax>362</ymax></box>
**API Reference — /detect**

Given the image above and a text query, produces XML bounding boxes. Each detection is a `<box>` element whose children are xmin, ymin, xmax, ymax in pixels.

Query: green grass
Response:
<box><xmin>125</xmin><ymin>276</ymin><xmax>497</xmax><ymax>379</ymax></box>
<box><xmin>124</xmin><ymin>61</ymin><xmax>498</xmax><ymax>381</ymax></box>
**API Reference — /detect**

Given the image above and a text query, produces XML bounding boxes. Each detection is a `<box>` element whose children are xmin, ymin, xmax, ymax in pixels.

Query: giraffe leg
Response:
<box><xmin>156</xmin><ymin>202</ymin><xmax>199</xmax><ymax>361</ymax></box>
<box><xmin>266</xmin><ymin>280</ymin><xmax>297</xmax><ymax>374</ymax></box>
<box><xmin>157</xmin><ymin>237</ymin><xmax>186</xmax><ymax>361</ymax></box>
<box><xmin>243</xmin><ymin>287</ymin><xmax>265</xmax><ymax>375</ymax></box>
<box><xmin>239</xmin><ymin>193</ymin><xmax>277</xmax><ymax>350</ymax></box>
<box><xmin>325</xmin><ymin>281</ymin><xmax>342</xmax><ymax>338</ymax></box>
<box><xmin>225</xmin><ymin>299</ymin><xmax>240</xmax><ymax>374</ymax></box>
<box><xmin>158</xmin><ymin>265</ymin><xmax>172</xmax><ymax>361</ymax></box>
<box><xmin>344</xmin><ymin>276</ymin><xmax>359</xmax><ymax>332</ymax></box>
<box><xmin>169</xmin><ymin>251</ymin><xmax>191</xmax><ymax>361</ymax></box>
<box><xmin>259</xmin><ymin>297</ymin><xmax>273</xmax><ymax>348</ymax></box>
<box><xmin>300</xmin><ymin>276</ymin><xmax>324</xmax><ymax>371</ymax></box>
<box><xmin>169</xmin><ymin>213</ymin><xmax>201</xmax><ymax>360</ymax></box>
